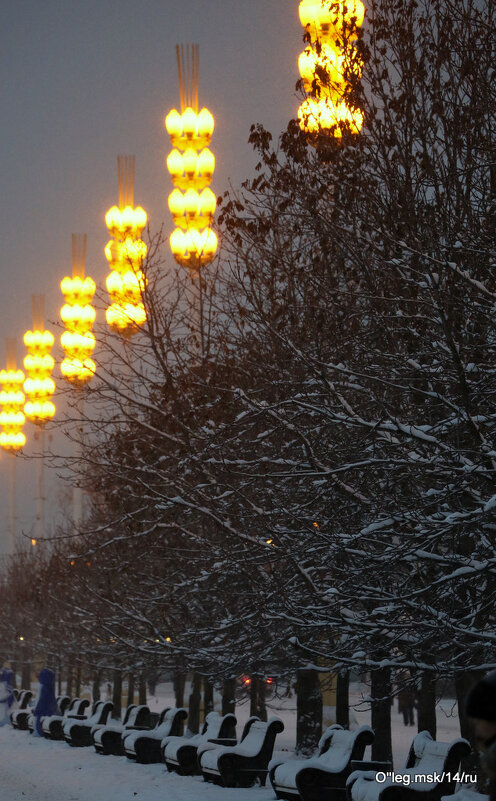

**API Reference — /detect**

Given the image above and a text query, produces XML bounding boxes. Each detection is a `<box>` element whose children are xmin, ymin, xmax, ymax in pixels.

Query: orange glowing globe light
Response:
<box><xmin>23</xmin><ymin>330</ymin><xmax>56</xmax><ymax>424</ymax></box>
<box><xmin>299</xmin><ymin>0</ymin><xmax>365</xmax><ymax>40</ymax></box>
<box><xmin>297</xmin><ymin>0</ymin><xmax>365</xmax><ymax>138</ymax></box>
<box><xmin>165</xmin><ymin>45</ymin><xmax>218</xmax><ymax>270</ymax></box>
<box><xmin>60</xmin><ymin>261</ymin><xmax>97</xmax><ymax>387</ymax></box>
<box><xmin>104</xmin><ymin>158</ymin><xmax>148</xmax><ymax>338</ymax></box>
<box><xmin>0</xmin><ymin>369</ymin><xmax>26</xmax><ymax>452</ymax></box>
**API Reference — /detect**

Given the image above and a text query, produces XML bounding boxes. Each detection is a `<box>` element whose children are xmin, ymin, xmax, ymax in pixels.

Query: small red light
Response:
<box><xmin>266</xmin><ymin>677</ymin><xmax>274</xmax><ymax>685</ymax></box>
<box><xmin>243</xmin><ymin>676</ymin><xmax>251</xmax><ymax>686</ymax></box>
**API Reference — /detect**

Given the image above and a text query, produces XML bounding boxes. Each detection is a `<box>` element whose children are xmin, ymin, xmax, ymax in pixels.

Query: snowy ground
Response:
<box><xmin>0</xmin><ymin>683</ymin><xmax>461</xmax><ymax>801</ymax></box>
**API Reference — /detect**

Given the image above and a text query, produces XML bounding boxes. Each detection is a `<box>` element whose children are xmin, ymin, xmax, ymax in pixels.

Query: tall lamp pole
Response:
<box><xmin>60</xmin><ymin>234</ymin><xmax>97</xmax><ymax>527</ymax></box>
<box><xmin>0</xmin><ymin>338</ymin><xmax>26</xmax><ymax>553</ymax></box>
<box><xmin>165</xmin><ymin>44</ymin><xmax>218</xmax><ymax>353</ymax></box>
<box><xmin>23</xmin><ymin>294</ymin><xmax>56</xmax><ymax>544</ymax></box>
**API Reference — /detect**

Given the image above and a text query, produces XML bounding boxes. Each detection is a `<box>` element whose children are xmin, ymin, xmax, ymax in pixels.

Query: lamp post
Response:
<box><xmin>0</xmin><ymin>338</ymin><xmax>26</xmax><ymax>553</ymax></box>
<box><xmin>297</xmin><ymin>0</ymin><xmax>365</xmax><ymax>137</ymax></box>
<box><xmin>60</xmin><ymin>234</ymin><xmax>96</xmax><ymax>527</ymax></box>
<box><xmin>165</xmin><ymin>44</ymin><xmax>218</xmax><ymax>353</ymax></box>
<box><xmin>105</xmin><ymin>155</ymin><xmax>147</xmax><ymax>340</ymax></box>
<box><xmin>23</xmin><ymin>294</ymin><xmax>56</xmax><ymax>543</ymax></box>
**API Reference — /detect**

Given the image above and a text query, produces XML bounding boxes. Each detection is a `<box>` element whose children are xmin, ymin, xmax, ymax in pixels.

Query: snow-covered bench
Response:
<box><xmin>163</xmin><ymin>711</ymin><xmax>237</xmax><ymax>775</ymax></box>
<box><xmin>270</xmin><ymin>724</ymin><xmax>374</xmax><ymax>801</ymax></box>
<box><xmin>41</xmin><ymin>697</ymin><xmax>90</xmax><ymax>739</ymax></box>
<box><xmin>27</xmin><ymin>694</ymin><xmax>71</xmax><ymax>733</ymax></box>
<box><xmin>10</xmin><ymin>690</ymin><xmax>33</xmax><ymax>729</ymax></box>
<box><xmin>199</xmin><ymin>716</ymin><xmax>284</xmax><ymax>787</ymax></box>
<box><xmin>93</xmin><ymin>704</ymin><xmax>151</xmax><ymax>756</ymax></box>
<box><xmin>63</xmin><ymin>700</ymin><xmax>113</xmax><ymax>747</ymax></box>
<box><xmin>347</xmin><ymin>731</ymin><xmax>471</xmax><ymax>801</ymax></box>
<box><xmin>123</xmin><ymin>707</ymin><xmax>187</xmax><ymax>764</ymax></box>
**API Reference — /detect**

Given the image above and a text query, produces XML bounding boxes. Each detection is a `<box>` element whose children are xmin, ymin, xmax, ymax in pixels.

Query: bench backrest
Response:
<box><xmin>201</xmin><ymin>712</ymin><xmax>236</xmax><ymax>740</ymax></box>
<box><xmin>125</xmin><ymin>704</ymin><xmax>150</xmax><ymax>728</ymax></box>
<box><xmin>318</xmin><ymin>726</ymin><xmax>375</xmax><ymax>770</ymax></box>
<box><xmin>154</xmin><ymin>707</ymin><xmax>170</xmax><ymax>728</ymax></box>
<box><xmin>218</xmin><ymin>712</ymin><xmax>238</xmax><ymax>740</ymax></box>
<box><xmin>71</xmin><ymin>699</ymin><xmax>90</xmax><ymax>716</ymax></box>
<box><xmin>89</xmin><ymin>700</ymin><xmax>113</xmax><ymax>725</ymax></box>
<box><xmin>18</xmin><ymin>690</ymin><xmax>33</xmax><ymax>709</ymax></box>
<box><xmin>121</xmin><ymin>704</ymin><xmax>136</xmax><ymax>725</ymax></box>
<box><xmin>405</xmin><ymin>731</ymin><xmax>471</xmax><ymax>775</ymax></box>
<box><xmin>240</xmin><ymin>715</ymin><xmax>260</xmax><ymax>742</ymax></box>
<box><xmin>319</xmin><ymin>724</ymin><xmax>344</xmax><ymax>755</ymax></box>
<box><xmin>155</xmin><ymin>707</ymin><xmax>188</xmax><ymax>738</ymax></box>
<box><xmin>58</xmin><ymin>696</ymin><xmax>71</xmax><ymax>715</ymax></box>
<box><xmin>234</xmin><ymin>718</ymin><xmax>284</xmax><ymax>756</ymax></box>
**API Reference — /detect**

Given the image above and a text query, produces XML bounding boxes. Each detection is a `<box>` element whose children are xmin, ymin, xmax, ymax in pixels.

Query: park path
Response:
<box><xmin>0</xmin><ymin>725</ymin><xmax>273</xmax><ymax>801</ymax></box>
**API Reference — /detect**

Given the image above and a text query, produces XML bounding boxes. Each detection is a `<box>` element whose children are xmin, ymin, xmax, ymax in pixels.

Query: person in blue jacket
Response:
<box><xmin>33</xmin><ymin>668</ymin><xmax>58</xmax><ymax>736</ymax></box>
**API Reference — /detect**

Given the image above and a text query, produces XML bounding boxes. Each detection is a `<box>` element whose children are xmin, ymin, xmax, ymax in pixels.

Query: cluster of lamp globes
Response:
<box><xmin>165</xmin><ymin>106</ymin><xmax>218</xmax><ymax>267</ymax></box>
<box><xmin>105</xmin><ymin>205</ymin><xmax>148</xmax><ymax>336</ymax></box>
<box><xmin>297</xmin><ymin>0</ymin><xmax>365</xmax><ymax>136</ymax></box>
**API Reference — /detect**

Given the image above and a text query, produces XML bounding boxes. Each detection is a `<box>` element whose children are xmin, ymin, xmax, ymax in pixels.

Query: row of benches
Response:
<box><xmin>9</xmin><ymin>691</ymin><xmax>474</xmax><ymax>799</ymax></box>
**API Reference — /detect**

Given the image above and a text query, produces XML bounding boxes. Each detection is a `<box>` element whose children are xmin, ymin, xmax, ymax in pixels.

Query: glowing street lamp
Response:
<box><xmin>60</xmin><ymin>235</ymin><xmax>97</xmax><ymax>528</ymax></box>
<box><xmin>0</xmin><ymin>339</ymin><xmax>26</xmax><ymax>554</ymax></box>
<box><xmin>297</xmin><ymin>0</ymin><xmax>365</xmax><ymax>137</ymax></box>
<box><xmin>60</xmin><ymin>234</ymin><xmax>96</xmax><ymax>387</ymax></box>
<box><xmin>24</xmin><ymin>295</ymin><xmax>55</xmax><ymax>542</ymax></box>
<box><xmin>165</xmin><ymin>44</ymin><xmax>218</xmax><ymax>269</ymax></box>
<box><xmin>23</xmin><ymin>296</ymin><xmax>56</xmax><ymax>426</ymax></box>
<box><xmin>0</xmin><ymin>345</ymin><xmax>26</xmax><ymax>455</ymax></box>
<box><xmin>105</xmin><ymin>156</ymin><xmax>147</xmax><ymax>338</ymax></box>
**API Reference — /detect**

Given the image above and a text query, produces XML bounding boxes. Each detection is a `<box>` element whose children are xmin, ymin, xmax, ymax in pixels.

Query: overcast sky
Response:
<box><xmin>0</xmin><ymin>0</ymin><xmax>302</xmax><ymax>551</ymax></box>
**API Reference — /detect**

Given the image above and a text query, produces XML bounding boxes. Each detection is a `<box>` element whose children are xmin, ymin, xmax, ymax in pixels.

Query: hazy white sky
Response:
<box><xmin>0</xmin><ymin>0</ymin><xmax>302</xmax><ymax>551</ymax></box>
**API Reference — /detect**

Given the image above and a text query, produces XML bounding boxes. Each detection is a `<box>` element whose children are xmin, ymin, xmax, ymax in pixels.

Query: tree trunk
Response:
<box><xmin>11</xmin><ymin>661</ymin><xmax>17</xmax><ymax>689</ymax></box>
<box><xmin>336</xmin><ymin>670</ymin><xmax>350</xmax><ymax>728</ymax></box>
<box><xmin>139</xmin><ymin>674</ymin><xmax>147</xmax><ymax>705</ymax></box>
<box><xmin>147</xmin><ymin>672</ymin><xmax>157</xmax><ymax>696</ymax></box>
<box><xmin>112</xmin><ymin>669</ymin><xmax>122</xmax><ymax>720</ymax></box>
<box><xmin>417</xmin><ymin>671</ymin><xmax>436</xmax><ymax>737</ymax></box>
<box><xmin>203</xmin><ymin>678</ymin><xmax>214</xmax><ymax>720</ymax></box>
<box><xmin>127</xmin><ymin>672</ymin><xmax>135</xmax><ymax>707</ymax></box>
<box><xmin>250</xmin><ymin>677</ymin><xmax>258</xmax><ymax>717</ymax></box>
<box><xmin>222</xmin><ymin>677</ymin><xmax>236</xmax><ymax>717</ymax></box>
<box><xmin>21</xmin><ymin>655</ymin><xmax>31</xmax><ymax>691</ymax></box>
<box><xmin>257</xmin><ymin>677</ymin><xmax>268</xmax><ymax>721</ymax></box>
<box><xmin>187</xmin><ymin>673</ymin><xmax>202</xmax><ymax>734</ymax></box>
<box><xmin>296</xmin><ymin>668</ymin><xmax>323</xmax><ymax>756</ymax></box>
<box><xmin>455</xmin><ymin>671</ymin><xmax>480</xmax><ymax>779</ymax></box>
<box><xmin>174</xmin><ymin>672</ymin><xmax>185</xmax><ymax>707</ymax></box>
<box><xmin>75</xmin><ymin>665</ymin><xmax>82</xmax><ymax>697</ymax></box>
<box><xmin>92</xmin><ymin>672</ymin><xmax>100</xmax><ymax>702</ymax></box>
<box><xmin>371</xmin><ymin>667</ymin><xmax>392</xmax><ymax>763</ymax></box>
<box><xmin>66</xmin><ymin>665</ymin><xmax>73</xmax><ymax>697</ymax></box>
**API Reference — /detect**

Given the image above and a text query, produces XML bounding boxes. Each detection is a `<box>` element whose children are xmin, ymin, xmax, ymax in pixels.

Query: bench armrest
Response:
<box><xmin>207</xmin><ymin>737</ymin><xmax>237</xmax><ymax>746</ymax></box>
<box><xmin>125</xmin><ymin>725</ymin><xmax>152</xmax><ymax>731</ymax></box>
